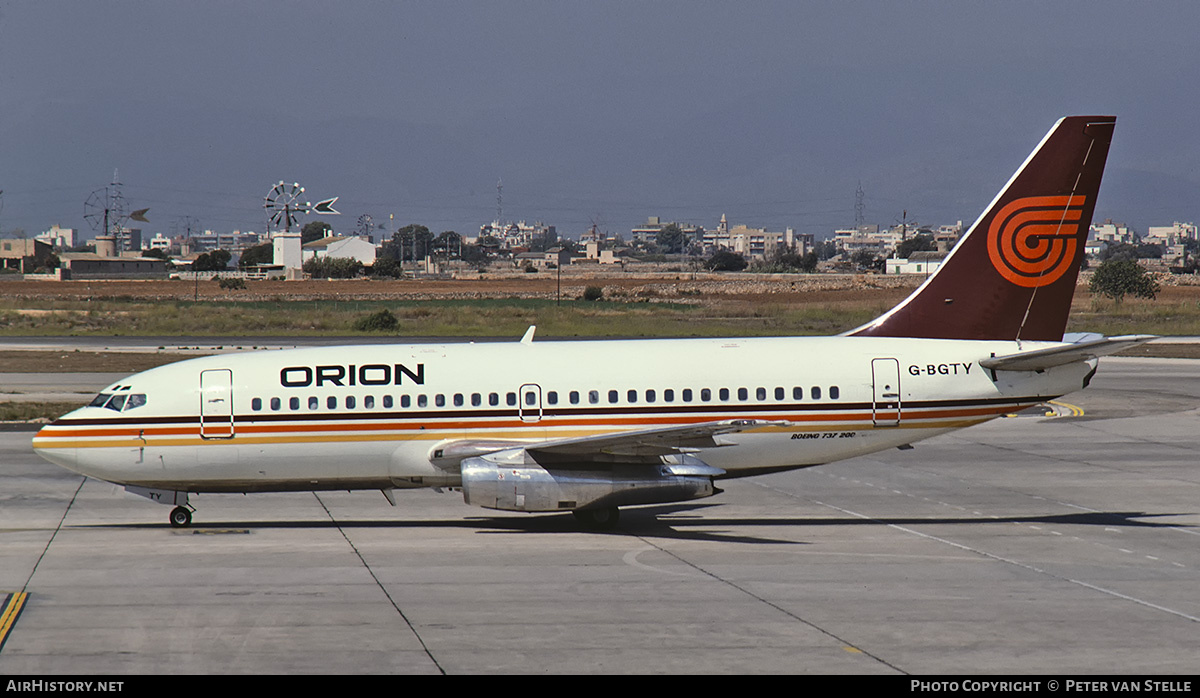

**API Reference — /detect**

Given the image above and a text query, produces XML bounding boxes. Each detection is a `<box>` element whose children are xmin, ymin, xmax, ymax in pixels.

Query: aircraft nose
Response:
<box><xmin>32</xmin><ymin>418</ymin><xmax>79</xmax><ymax>471</ymax></box>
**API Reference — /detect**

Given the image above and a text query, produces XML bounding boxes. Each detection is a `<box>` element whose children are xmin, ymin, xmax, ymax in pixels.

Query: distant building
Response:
<box><xmin>111</xmin><ymin>227</ymin><xmax>142</xmax><ymax>253</ymax></box>
<box><xmin>146</xmin><ymin>233</ymin><xmax>172</xmax><ymax>252</ymax></box>
<box><xmin>834</xmin><ymin>225</ymin><xmax>892</xmax><ymax>256</ymax></box>
<box><xmin>1145</xmin><ymin>222</ymin><xmax>1198</xmax><ymax>246</ymax></box>
<box><xmin>1090</xmin><ymin>220</ymin><xmax>1136</xmax><ymax>245</ymax></box>
<box><xmin>302</xmin><ymin>235</ymin><xmax>377</xmax><ymax>266</ymax></box>
<box><xmin>630</xmin><ymin>216</ymin><xmax>704</xmax><ymax>246</ymax></box>
<box><xmin>37</xmin><ymin>225</ymin><xmax>77</xmax><ymax>249</ymax></box>
<box><xmin>59</xmin><ymin>253</ymin><xmax>167</xmax><ymax>279</ymax></box>
<box><xmin>701</xmin><ymin>215</ymin><xmax>804</xmax><ymax>259</ymax></box>
<box><xmin>0</xmin><ymin>238</ymin><xmax>53</xmax><ymax>272</ymax></box>
<box><xmin>886</xmin><ymin>251</ymin><xmax>948</xmax><ymax>275</ymax></box>
<box><xmin>184</xmin><ymin>230</ymin><xmax>264</xmax><ymax>255</ymax></box>
<box><xmin>479</xmin><ymin>220</ymin><xmax>556</xmax><ymax>250</ymax></box>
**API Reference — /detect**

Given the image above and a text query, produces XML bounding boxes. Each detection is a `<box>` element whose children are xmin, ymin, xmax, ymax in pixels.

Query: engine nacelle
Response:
<box><xmin>461</xmin><ymin>451</ymin><xmax>719</xmax><ymax>513</ymax></box>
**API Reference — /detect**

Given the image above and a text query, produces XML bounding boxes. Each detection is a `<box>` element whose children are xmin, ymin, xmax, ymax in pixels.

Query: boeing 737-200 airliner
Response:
<box><xmin>33</xmin><ymin>116</ymin><xmax>1152</xmax><ymax>529</ymax></box>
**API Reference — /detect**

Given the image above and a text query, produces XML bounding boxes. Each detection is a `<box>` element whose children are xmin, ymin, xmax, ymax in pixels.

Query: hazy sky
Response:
<box><xmin>2</xmin><ymin>1</ymin><xmax>1197</xmax><ymax>241</ymax></box>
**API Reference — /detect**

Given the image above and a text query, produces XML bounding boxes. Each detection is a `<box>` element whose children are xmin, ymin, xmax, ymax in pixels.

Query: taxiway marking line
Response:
<box><xmin>0</xmin><ymin>592</ymin><xmax>29</xmax><ymax>653</ymax></box>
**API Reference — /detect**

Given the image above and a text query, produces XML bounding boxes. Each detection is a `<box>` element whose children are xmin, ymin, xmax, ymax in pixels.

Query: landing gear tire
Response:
<box><xmin>169</xmin><ymin>506</ymin><xmax>193</xmax><ymax>528</ymax></box>
<box><xmin>573</xmin><ymin>507</ymin><xmax>619</xmax><ymax>530</ymax></box>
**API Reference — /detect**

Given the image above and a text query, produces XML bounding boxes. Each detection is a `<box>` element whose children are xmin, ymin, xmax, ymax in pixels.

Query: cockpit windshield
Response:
<box><xmin>89</xmin><ymin>392</ymin><xmax>148</xmax><ymax>412</ymax></box>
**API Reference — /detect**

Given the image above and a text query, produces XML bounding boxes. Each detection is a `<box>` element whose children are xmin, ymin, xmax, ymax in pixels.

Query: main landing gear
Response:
<box><xmin>169</xmin><ymin>506</ymin><xmax>193</xmax><ymax>528</ymax></box>
<box><xmin>573</xmin><ymin>506</ymin><xmax>620</xmax><ymax>530</ymax></box>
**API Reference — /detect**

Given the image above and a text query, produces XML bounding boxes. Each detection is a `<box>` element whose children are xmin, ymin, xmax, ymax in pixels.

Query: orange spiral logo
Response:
<box><xmin>987</xmin><ymin>195</ymin><xmax>1087</xmax><ymax>288</ymax></box>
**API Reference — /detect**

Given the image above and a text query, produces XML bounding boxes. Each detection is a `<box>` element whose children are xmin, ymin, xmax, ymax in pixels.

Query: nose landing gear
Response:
<box><xmin>169</xmin><ymin>506</ymin><xmax>193</xmax><ymax>528</ymax></box>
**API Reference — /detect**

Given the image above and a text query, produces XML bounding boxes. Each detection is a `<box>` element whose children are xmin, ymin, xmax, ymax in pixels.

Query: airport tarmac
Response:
<box><xmin>0</xmin><ymin>357</ymin><xmax>1197</xmax><ymax>674</ymax></box>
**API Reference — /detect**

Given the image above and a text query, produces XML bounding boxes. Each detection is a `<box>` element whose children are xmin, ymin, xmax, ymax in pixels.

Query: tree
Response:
<box><xmin>193</xmin><ymin>249</ymin><xmax>231</xmax><ymax>271</ymax></box>
<box><xmin>850</xmin><ymin>250</ymin><xmax>884</xmax><ymax>272</ymax></box>
<box><xmin>372</xmin><ymin>256</ymin><xmax>403</xmax><ymax>278</ymax></box>
<box><xmin>303</xmin><ymin>256</ymin><xmax>363</xmax><ymax>279</ymax></box>
<box><xmin>382</xmin><ymin>224</ymin><xmax>433</xmax><ymax>261</ymax></box>
<box><xmin>1089</xmin><ymin>259</ymin><xmax>1159</xmax><ymax>304</ymax></box>
<box><xmin>301</xmin><ymin>221</ymin><xmax>333</xmax><ymax>245</ymax></box>
<box><xmin>895</xmin><ymin>233</ymin><xmax>936</xmax><ymax>259</ymax></box>
<box><xmin>655</xmin><ymin>224</ymin><xmax>687</xmax><ymax>254</ymax></box>
<box><xmin>705</xmin><ymin>249</ymin><xmax>747</xmax><ymax>272</ymax></box>
<box><xmin>775</xmin><ymin>250</ymin><xmax>819</xmax><ymax>273</ymax></box>
<box><xmin>238</xmin><ymin>242</ymin><xmax>274</xmax><ymax>267</ymax></box>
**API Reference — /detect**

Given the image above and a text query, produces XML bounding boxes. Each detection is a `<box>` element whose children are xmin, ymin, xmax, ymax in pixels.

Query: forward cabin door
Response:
<box><xmin>200</xmin><ymin>369</ymin><xmax>235</xmax><ymax>439</ymax></box>
<box><xmin>871</xmin><ymin>358</ymin><xmax>902</xmax><ymax>427</ymax></box>
<box><xmin>518</xmin><ymin>383</ymin><xmax>542</xmax><ymax>423</ymax></box>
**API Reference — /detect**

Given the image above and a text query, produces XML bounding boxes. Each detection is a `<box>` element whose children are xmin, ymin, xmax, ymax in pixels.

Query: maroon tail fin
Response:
<box><xmin>850</xmin><ymin>116</ymin><xmax>1115</xmax><ymax>341</ymax></box>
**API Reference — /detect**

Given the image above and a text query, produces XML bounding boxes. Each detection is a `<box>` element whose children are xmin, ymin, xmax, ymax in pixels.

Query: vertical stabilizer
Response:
<box><xmin>850</xmin><ymin>116</ymin><xmax>1115</xmax><ymax>341</ymax></box>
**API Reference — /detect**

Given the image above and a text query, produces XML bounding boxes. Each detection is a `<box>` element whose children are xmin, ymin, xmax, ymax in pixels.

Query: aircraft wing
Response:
<box><xmin>431</xmin><ymin>419</ymin><xmax>788</xmax><ymax>470</ymax></box>
<box><xmin>979</xmin><ymin>334</ymin><xmax>1157</xmax><ymax>372</ymax></box>
<box><xmin>527</xmin><ymin>419</ymin><xmax>789</xmax><ymax>460</ymax></box>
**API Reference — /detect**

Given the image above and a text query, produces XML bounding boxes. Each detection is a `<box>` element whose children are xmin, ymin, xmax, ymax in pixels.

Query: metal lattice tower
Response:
<box><xmin>854</xmin><ymin>181</ymin><xmax>865</xmax><ymax>229</ymax></box>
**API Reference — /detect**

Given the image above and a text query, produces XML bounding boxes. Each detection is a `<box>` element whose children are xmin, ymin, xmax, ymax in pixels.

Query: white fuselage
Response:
<box><xmin>32</xmin><ymin>335</ymin><xmax>1092</xmax><ymax>495</ymax></box>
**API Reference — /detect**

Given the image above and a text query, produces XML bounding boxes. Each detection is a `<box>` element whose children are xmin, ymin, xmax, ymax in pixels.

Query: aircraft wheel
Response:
<box><xmin>573</xmin><ymin>507</ymin><xmax>619</xmax><ymax>530</ymax></box>
<box><xmin>169</xmin><ymin>506</ymin><xmax>193</xmax><ymax>528</ymax></box>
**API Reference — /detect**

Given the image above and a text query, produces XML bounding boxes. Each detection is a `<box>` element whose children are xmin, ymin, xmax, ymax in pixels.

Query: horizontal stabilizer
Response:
<box><xmin>979</xmin><ymin>334</ymin><xmax>1156</xmax><ymax>372</ymax></box>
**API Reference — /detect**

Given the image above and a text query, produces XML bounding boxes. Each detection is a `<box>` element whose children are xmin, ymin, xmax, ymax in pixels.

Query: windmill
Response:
<box><xmin>84</xmin><ymin>171</ymin><xmax>149</xmax><ymax>252</ymax></box>
<box><xmin>263</xmin><ymin>181</ymin><xmax>339</xmax><ymax>233</ymax></box>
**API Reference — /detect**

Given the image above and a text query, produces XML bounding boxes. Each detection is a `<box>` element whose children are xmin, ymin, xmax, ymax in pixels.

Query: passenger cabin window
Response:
<box><xmin>794</xmin><ymin>387</ymin><xmax>803</xmax><ymax>400</ymax></box>
<box><xmin>682</xmin><ymin>389</ymin><xmax>692</xmax><ymax>402</ymax></box>
<box><xmin>506</xmin><ymin>392</ymin><xmax>517</xmax><ymax>406</ymax></box>
<box><xmin>830</xmin><ymin>386</ymin><xmax>840</xmax><ymax>400</ymax></box>
<box><xmin>775</xmin><ymin>387</ymin><xmax>785</xmax><ymax>400</ymax></box>
<box><xmin>417</xmin><ymin>395</ymin><xmax>428</xmax><ymax>408</ymax></box>
<box><xmin>646</xmin><ymin>389</ymin><xmax>656</xmax><ymax>403</ymax></box>
<box><xmin>383</xmin><ymin>395</ymin><xmax>394</xmax><ymax>409</ymax></box>
<box><xmin>608</xmin><ymin>390</ymin><xmax>618</xmax><ymax>404</ymax></box>
<box><xmin>346</xmin><ymin>396</ymin><xmax>356</xmax><ymax>409</ymax></box>
<box><xmin>365</xmin><ymin>396</ymin><xmax>375</xmax><ymax>409</ymax></box>
<box><xmin>664</xmin><ymin>389</ymin><xmax>673</xmax><ymax>402</ymax></box>
<box><xmin>471</xmin><ymin>393</ymin><xmax>481</xmax><ymax>407</ymax></box>
<box><xmin>453</xmin><ymin>394</ymin><xmax>463</xmax><ymax>407</ymax></box>
<box><xmin>435</xmin><ymin>394</ymin><xmax>445</xmax><ymax>407</ymax></box>
<box><xmin>270</xmin><ymin>397</ymin><xmax>281</xmax><ymax>411</ymax></box>
<box><xmin>570</xmin><ymin>391</ymin><xmax>580</xmax><ymax>405</ymax></box>
<box><xmin>811</xmin><ymin>386</ymin><xmax>822</xmax><ymax>400</ymax></box>
<box><xmin>400</xmin><ymin>395</ymin><xmax>411</xmax><ymax>408</ymax></box>
<box><xmin>719</xmin><ymin>388</ymin><xmax>730</xmax><ymax>401</ymax></box>
<box><xmin>309</xmin><ymin>396</ymin><xmax>319</xmax><ymax>410</ymax></box>
<box><xmin>290</xmin><ymin>397</ymin><xmax>300</xmax><ymax>410</ymax></box>
<box><xmin>701</xmin><ymin>389</ymin><xmax>711</xmax><ymax>402</ymax></box>
<box><xmin>757</xmin><ymin>387</ymin><xmax>767</xmax><ymax>401</ymax></box>
<box><xmin>737</xmin><ymin>388</ymin><xmax>748</xmax><ymax>401</ymax></box>
<box><xmin>547</xmin><ymin>391</ymin><xmax>558</xmax><ymax>405</ymax></box>
<box><xmin>327</xmin><ymin>396</ymin><xmax>337</xmax><ymax>410</ymax></box>
<box><xmin>627</xmin><ymin>389</ymin><xmax>637</xmax><ymax>403</ymax></box>
<box><xmin>252</xmin><ymin>397</ymin><xmax>262</xmax><ymax>411</ymax></box>
<box><xmin>489</xmin><ymin>393</ymin><xmax>499</xmax><ymax>406</ymax></box>
<box><xmin>589</xmin><ymin>390</ymin><xmax>599</xmax><ymax>404</ymax></box>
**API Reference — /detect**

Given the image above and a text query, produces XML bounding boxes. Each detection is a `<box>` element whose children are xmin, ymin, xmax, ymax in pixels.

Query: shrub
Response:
<box><xmin>1089</xmin><ymin>259</ymin><xmax>1159</xmax><ymax>304</ymax></box>
<box><xmin>353</xmin><ymin>308</ymin><xmax>400</xmax><ymax>332</ymax></box>
<box><xmin>582</xmin><ymin>285</ymin><xmax>604</xmax><ymax>301</ymax></box>
<box><xmin>218</xmin><ymin>277</ymin><xmax>246</xmax><ymax>290</ymax></box>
